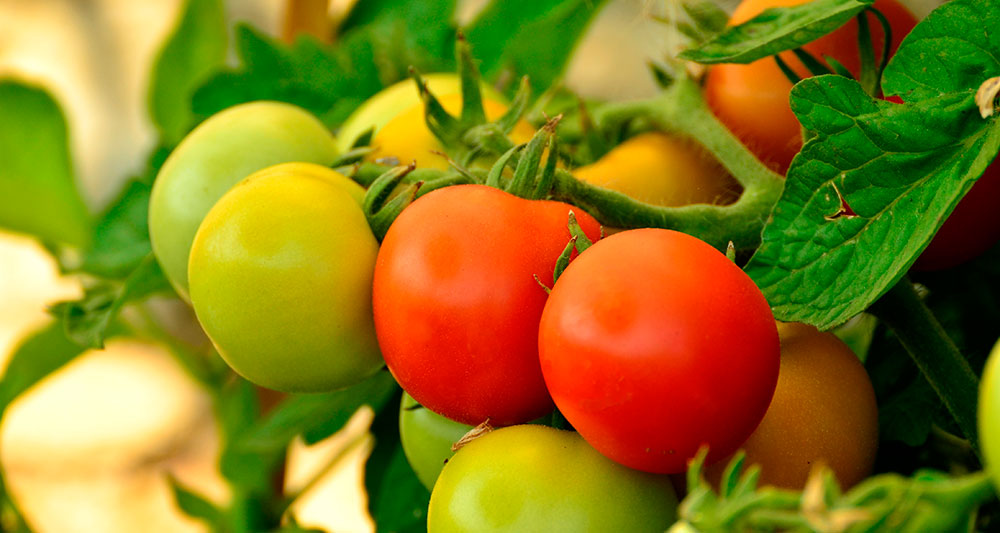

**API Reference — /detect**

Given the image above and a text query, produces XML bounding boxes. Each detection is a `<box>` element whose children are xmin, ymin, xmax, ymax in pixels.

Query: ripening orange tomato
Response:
<box><xmin>704</xmin><ymin>0</ymin><xmax>918</xmax><ymax>173</ymax></box>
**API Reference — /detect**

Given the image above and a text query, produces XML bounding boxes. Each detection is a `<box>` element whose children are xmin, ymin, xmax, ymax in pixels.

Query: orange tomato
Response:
<box><xmin>704</xmin><ymin>0</ymin><xmax>918</xmax><ymax>173</ymax></box>
<box><xmin>708</xmin><ymin>322</ymin><xmax>879</xmax><ymax>489</ymax></box>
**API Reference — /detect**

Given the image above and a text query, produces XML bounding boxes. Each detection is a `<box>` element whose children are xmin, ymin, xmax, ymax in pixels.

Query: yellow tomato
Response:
<box><xmin>572</xmin><ymin>132</ymin><xmax>740</xmax><ymax>207</ymax></box>
<box><xmin>366</xmin><ymin>94</ymin><xmax>535</xmax><ymax>170</ymax></box>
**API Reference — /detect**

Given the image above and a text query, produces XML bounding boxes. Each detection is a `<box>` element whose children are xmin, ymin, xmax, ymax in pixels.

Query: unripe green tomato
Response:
<box><xmin>428</xmin><ymin>425</ymin><xmax>677</xmax><ymax>532</ymax></box>
<box><xmin>980</xmin><ymin>338</ymin><xmax>1000</xmax><ymax>494</ymax></box>
<box><xmin>149</xmin><ymin>101</ymin><xmax>338</xmax><ymax>300</ymax></box>
<box><xmin>188</xmin><ymin>162</ymin><xmax>382</xmax><ymax>392</ymax></box>
<box><xmin>336</xmin><ymin>73</ymin><xmax>506</xmax><ymax>153</ymax></box>
<box><xmin>399</xmin><ymin>393</ymin><xmax>473</xmax><ymax>491</ymax></box>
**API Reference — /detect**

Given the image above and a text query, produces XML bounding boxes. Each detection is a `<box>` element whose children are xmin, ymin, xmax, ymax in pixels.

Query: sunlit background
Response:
<box><xmin>0</xmin><ymin>0</ymin><xmax>944</xmax><ymax>531</ymax></box>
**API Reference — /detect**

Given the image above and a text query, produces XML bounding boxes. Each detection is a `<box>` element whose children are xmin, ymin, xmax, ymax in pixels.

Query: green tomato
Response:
<box><xmin>149</xmin><ymin>101</ymin><xmax>338</xmax><ymax>300</ymax></box>
<box><xmin>400</xmin><ymin>393</ymin><xmax>474</xmax><ymax>491</ymax></box>
<box><xmin>980</xmin><ymin>338</ymin><xmax>1000</xmax><ymax>494</ymax></box>
<box><xmin>428</xmin><ymin>425</ymin><xmax>677</xmax><ymax>532</ymax></box>
<box><xmin>188</xmin><ymin>162</ymin><xmax>382</xmax><ymax>392</ymax></box>
<box><xmin>336</xmin><ymin>73</ymin><xmax>506</xmax><ymax>154</ymax></box>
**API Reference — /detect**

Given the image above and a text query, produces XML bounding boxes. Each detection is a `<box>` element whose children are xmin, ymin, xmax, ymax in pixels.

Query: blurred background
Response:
<box><xmin>0</xmin><ymin>0</ymin><xmax>945</xmax><ymax>531</ymax></box>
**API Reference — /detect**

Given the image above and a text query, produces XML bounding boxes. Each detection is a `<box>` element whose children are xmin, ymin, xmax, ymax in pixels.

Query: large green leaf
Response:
<box><xmin>679</xmin><ymin>0</ymin><xmax>872</xmax><ymax>64</ymax></box>
<box><xmin>0</xmin><ymin>81</ymin><xmax>90</xmax><ymax>247</ymax></box>
<box><xmin>465</xmin><ymin>0</ymin><xmax>609</xmax><ymax>94</ymax></box>
<box><xmin>744</xmin><ymin>0</ymin><xmax>1000</xmax><ymax>329</ymax></box>
<box><xmin>80</xmin><ymin>179</ymin><xmax>153</xmax><ymax>278</ymax></box>
<box><xmin>148</xmin><ymin>0</ymin><xmax>227</xmax><ymax>146</ymax></box>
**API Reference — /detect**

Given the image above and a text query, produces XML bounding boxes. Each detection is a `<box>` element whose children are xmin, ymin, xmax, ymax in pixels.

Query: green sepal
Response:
<box><xmin>362</xmin><ymin>164</ymin><xmax>419</xmax><ymax>241</ymax></box>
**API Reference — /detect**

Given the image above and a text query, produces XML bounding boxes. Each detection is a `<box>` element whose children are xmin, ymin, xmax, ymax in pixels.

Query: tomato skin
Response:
<box><xmin>399</xmin><ymin>392</ymin><xmax>473</xmax><ymax>491</ymax></box>
<box><xmin>538</xmin><ymin>228</ymin><xmax>779</xmax><ymax>474</ymax></box>
<box><xmin>188</xmin><ymin>163</ymin><xmax>383</xmax><ymax>392</ymax></box>
<box><xmin>336</xmin><ymin>73</ymin><xmax>507</xmax><ymax>153</ymax></box>
<box><xmin>913</xmin><ymin>155</ymin><xmax>1000</xmax><ymax>271</ymax></box>
<box><xmin>980</xmin><ymin>339</ymin><xmax>1000</xmax><ymax>494</ymax></box>
<box><xmin>707</xmin><ymin>322</ymin><xmax>878</xmax><ymax>489</ymax></box>
<box><xmin>373</xmin><ymin>184</ymin><xmax>601</xmax><ymax>426</ymax></box>
<box><xmin>366</xmin><ymin>94</ymin><xmax>535</xmax><ymax>170</ymax></box>
<box><xmin>572</xmin><ymin>132</ymin><xmax>741</xmax><ymax>207</ymax></box>
<box><xmin>149</xmin><ymin>101</ymin><xmax>338</xmax><ymax>300</ymax></box>
<box><xmin>428</xmin><ymin>425</ymin><xmax>677</xmax><ymax>533</ymax></box>
<box><xmin>704</xmin><ymin>0</ymin><xmax>917</xmax><ymax>173</ymax></box>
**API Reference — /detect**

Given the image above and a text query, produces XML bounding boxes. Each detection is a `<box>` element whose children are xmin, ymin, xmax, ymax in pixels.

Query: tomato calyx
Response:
<box><xmin>485</xmin><ymin>115</ymin><xmax>561</xmax><ymax>199</ymax></box>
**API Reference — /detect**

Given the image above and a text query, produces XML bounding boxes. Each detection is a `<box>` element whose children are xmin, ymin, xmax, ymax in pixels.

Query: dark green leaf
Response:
<box><xmin>882</xmin><ymin>0</ymin><xmax>1000</xmax><ymax>100</ymax></box>
<box><xmin>0</xmin><ymin>80</ymin><xmax>91</xmax><ymax>247</ymax></box>
<box><xmin>168</xmin><ymin>476</ymin><xmax>226</xmax><ymax>529</ymax></box>
<box><xmin>679</xmin><ymin>0</ymin><xmax>873</xmax><ymax>64</ymax></box>
<box><xmin>465</xmin><ymin>0</ymin><xmax>610</xmax><ymax>94</ymax></box>
<box><xmin>148</xmin><ymin>0</ymin><xmax>227</xmax><ymax>146</ymax></box>
<box><xmin>50</xmin><ymin>254</ymin><xmax>171</xmax><ymax>348</ymax></box>
<box><xmin>745</xmin><ymin>76</ymin><xmax>1000</xmax><ymax>329</ymax></box>
<box><xmin>194</xmin><ymin>0</ymin><xmax>458</xmax><ymax>129</ymax></box>
<box><xmin>340</xmin><ymin>0</ymin><xmax>457</xmax><ymax>81</ymax></box>
<box><xmin>79</xmin><ymin>179</ymin><xmax>153</xmax><ymax>278</ymax></box>
<box><xmin>0</xmin><ymin>323</ymin><xmax>86</xmax><ymax>416</ymax></box>
<box><xmin>232</xmin><ymin>371</ymin><xmax>398</xmax><ymax>456</ymax></box>
<box><xmin>364</xmin><ymin>389</ymin><xmax>429</xmax><ymax>533</ymax></box>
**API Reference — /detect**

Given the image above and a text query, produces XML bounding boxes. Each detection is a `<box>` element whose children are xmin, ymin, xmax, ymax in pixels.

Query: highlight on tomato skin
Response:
<box><xmin>537</xmin><ymin>228</ymin><xmax>780</xmax><ymax>474</ymax></box>
<box><xmin>703</xmin><ymin>0</ymin><xmax>918</xmax><ymax>174</ymax></box>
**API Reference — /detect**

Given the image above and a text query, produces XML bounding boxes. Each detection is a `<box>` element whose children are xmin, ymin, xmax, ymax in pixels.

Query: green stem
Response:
<box><xmin>869</xmin><ymin>278</ymin><xmax>980</xmax><ymax>454</ymax></box>
<box><xmin>551</xmin><ymin>77</ymin><xmax>785</xmax><ymax>250</ymax></box>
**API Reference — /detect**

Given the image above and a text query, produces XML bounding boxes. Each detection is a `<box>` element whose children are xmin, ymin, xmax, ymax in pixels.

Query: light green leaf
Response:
<box><xmin>679</xmin><ymin>0</ymin><xmax>872</xmax><ymax>64</ymax></box>
<box><xmin>0</xmin><ymin>81</ymin><xmax>90</xmax><ymax>247</ymax></box>
<box><xmin>149</xmin><ymin>0</ymin><xmax>227</xmax><ymax>146</ymax></box>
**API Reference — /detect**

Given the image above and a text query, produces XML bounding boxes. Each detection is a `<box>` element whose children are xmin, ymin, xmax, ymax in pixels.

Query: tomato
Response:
<box><xmin>572</xmin><ymin>132</ymin><xmax>741</xmax><ymax>207</ymax></box>
<box><xmin>336</xmin><ymin>73</ymin><xmax>506</xmax><ymax>153</ymax></box>
<box><xmin>706</xmin><ymin>322</ymin><xmax>878</xmax><ymax>489</ymax></box>
<box><xmin>980</xmin><ymin>337</ymin><xmax>1000</xmax><ymax>494</ymax></box>
<box><xmin>149</xmin><ymin>101</ymin><xmax>338</xmax><ymax>300</ymax></box>
<box><xmin>704</xmin><ymin>0</ymin><xmax>917</xmax><ymax>173</ymax></box>
<box><xmin>538</xmin><ymin>228</ymin><xmax>779</xmax><ymax>474</ymax></box>
<box><xmin>366</xmin><ymin>94</ymin><xmax>535</xmax><ymax>170</ymax></box>
<box><xmin>187</xmin><ymin>163</ymin><xmax>382</xmax><ymax>392</ymax></box>
<box><xmin>399</xmin><ymin>392</ymin><xmax>473</xmax><ymax>491</ymax></box>
<box><xmin>427</xmin><ymin>425</ymin><xmax>677</xmax><ymax>532</ymax></box>
<box><xmin>373</xmin><ymin>184</ymin><xmax>602</xmax><ymax>426</ymax></box>
<box><xmin>913</xmin><ymin>155</ymin><xmax>1000</xmax><ymax>271</ymax></box>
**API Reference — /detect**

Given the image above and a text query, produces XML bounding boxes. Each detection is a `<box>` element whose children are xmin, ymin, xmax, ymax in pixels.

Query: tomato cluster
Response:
<box><xmin>146</xmin><ymin>0</ymin><xmax>999</xmax><ymax>524</ymax></box>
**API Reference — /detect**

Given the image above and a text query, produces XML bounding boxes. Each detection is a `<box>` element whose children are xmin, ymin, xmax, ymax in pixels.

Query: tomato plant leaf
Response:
<box><xmin>679</xmin><ymin>0</ymin><xmax>873</xmax><ymax>65</ymax></box>
<box><xmin>50</xmin><ymin>254</ymin><xmax>171</xmax><ymax>349</ymax></box>
<box><xmin>148</xmin><ymin>0</ymin><xmax>227</xmax><ymax>147</ymax></box>
<box><xmin>745</xmin><ymin>74</ymin><xmax>1000</xmax><ymax>328</ymax></box>
<box><xmin>364</xmin><ymin>389</ymin><xmax>429</xmax><ymax>533</ymax></box>
<box><xmin>79</xmin><ymin>179</ymin><xmax>153</xmax><ymax>278</ymax></box>
<box><xmin>168</xmin><ymin>476</ymin><xmax>226</xmax><ymax>530</ymax></box>
<box><xmin>231</xmin><ymin>371</ymin><xmax>398</xmax><ymax>455</ymax></box>
<box><xmin>465</xmin><ymin>0</ymin><xmax>609</xmax><ymax>94</ymax></box>
<box><xmin>0</xmin><ymin>80</ymin><xmax>91</xmax><ymax>248</ymax></box>
<box><xmin>0</xmin><ymin>322</ymin><xmax>86</xmax><ymax>417</ymax></box>
<box><xmin>882</xmin><ymin>0</ymin><xmax>1000</xmax><ymax>101</ymax></box>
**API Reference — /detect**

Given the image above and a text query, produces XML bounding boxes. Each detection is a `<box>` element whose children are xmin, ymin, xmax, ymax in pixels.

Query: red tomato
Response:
<box><xmin>704</xmin><ymin>0</ymin><xmax>918</xmax><ymax>173</ymax></box>
<box><xmin>538</xmin><ymin>228</ymin><xmax>780</xmax><ymax>474</ymax></box>
<box><xmin>373</xmin><ymin>184</ymin><xmax>602</xmax><ymax>426</ymax></box>
<box><xmin>913</xmin><ymin>155</ymin><xmax>1000</xmax><ymax>271</ymax></box>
